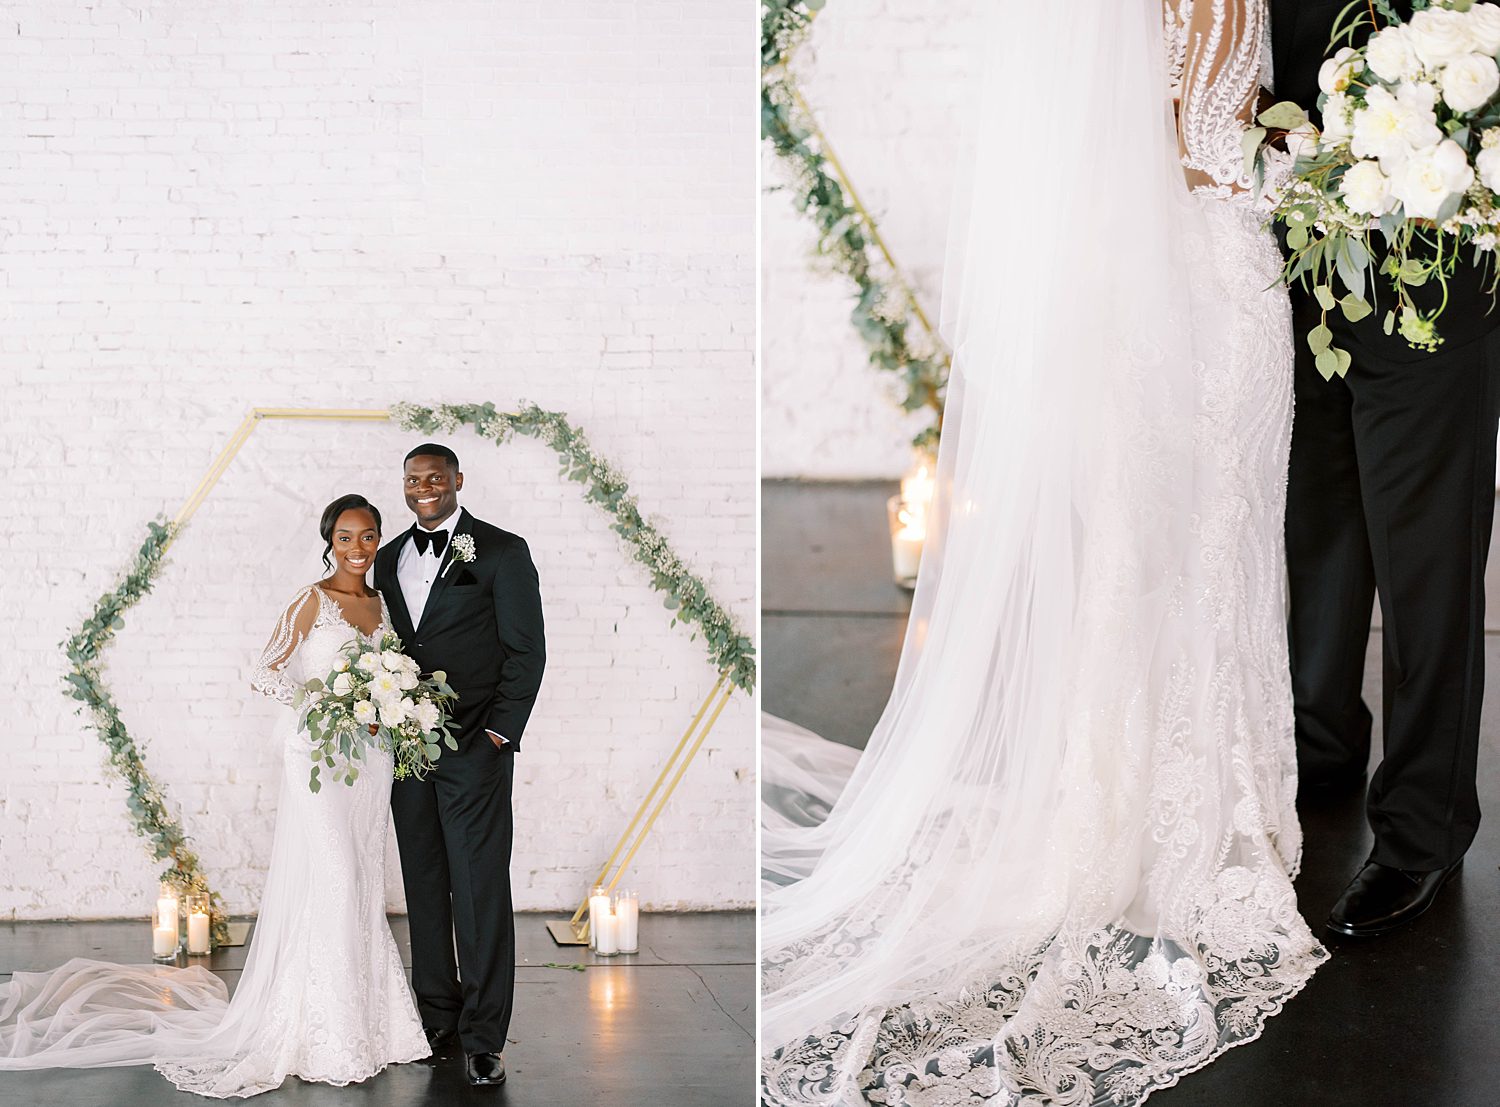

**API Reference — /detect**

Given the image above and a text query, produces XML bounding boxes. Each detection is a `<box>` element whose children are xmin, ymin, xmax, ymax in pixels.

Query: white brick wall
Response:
<box><xmin>0</xmin><ymin>0</ymin><xmax>754</xmax><ymax>920</ymax></box>
<box><xmin>762</xmin><ymin>0</ymin><xmax>979</xmax><ymax>478</ymax></box>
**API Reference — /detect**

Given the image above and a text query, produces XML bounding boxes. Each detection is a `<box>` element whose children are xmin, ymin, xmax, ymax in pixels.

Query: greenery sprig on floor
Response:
<box><xmin>392</xmin><ymin>401</ymin><xmax>756</xmax><ymax>693</ymax></box>
<box><xmin>62</xmin><ymin>520</ymin><xmax>231</xmax><ymax>948</ymax></box>
<box><xmin>762</xmin><ymin>0</ymin><xmax>948</xmax><ymax>451</ymax></box>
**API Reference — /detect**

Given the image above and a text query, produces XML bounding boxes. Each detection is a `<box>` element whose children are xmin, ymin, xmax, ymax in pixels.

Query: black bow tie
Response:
<box><xmin>412</xmin><ymin>528</ymin><xmax>449</xmax><ymax>557</ymax></box>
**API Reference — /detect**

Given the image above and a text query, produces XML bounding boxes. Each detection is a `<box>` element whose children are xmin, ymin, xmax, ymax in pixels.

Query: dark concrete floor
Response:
<box><xmin>0</xmin><ymin>911</ymin><xmax>753</xmax><ymax>1107</ymax></box>
<box><xmin>764</xmin><ymin>479</ymin><xmax>1500</xmax><ymax>1107</ymax></box>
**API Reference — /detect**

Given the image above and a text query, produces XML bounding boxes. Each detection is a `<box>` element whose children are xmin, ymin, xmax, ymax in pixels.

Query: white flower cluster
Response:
<box><xmin>389</xmin><ymin>401</ymin><xmax>422</xmax><ymax>430</ymax></box>
<box><xmin>345</xmin><ymin>645</ymin><xmax>436</xmax><ymax>729</ymax></box>
<box><xmin>1310</xmin><ymin>3</ymin><xmax>1500</xmax><ymax>220</ymax></box>
<box><xmin>449</xmin><ymin>532</ymin><xmax>476</xmax><ymax>565</ymax></box>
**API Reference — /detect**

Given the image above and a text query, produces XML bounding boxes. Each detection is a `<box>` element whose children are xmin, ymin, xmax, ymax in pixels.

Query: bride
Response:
<box><xmin>761</xmin><ymin>1</ymin><xmax>1327</xmax><ymax>1104</ymax></box>
<box><xmin>0</xmin><ymin>494</ymin><xmax>429</xmax><ymax>1096</ymax></box>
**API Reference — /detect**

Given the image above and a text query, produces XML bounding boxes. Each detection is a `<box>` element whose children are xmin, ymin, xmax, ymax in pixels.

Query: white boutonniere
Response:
<box><xmin>441</xmin><ymin>533</ymin><xmax>477</xmax><ymax>578</ymax></box>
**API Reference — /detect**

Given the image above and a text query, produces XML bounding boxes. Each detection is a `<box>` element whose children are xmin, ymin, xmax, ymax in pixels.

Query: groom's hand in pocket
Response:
<box><xmin>486</xmin><ymin>729</ymin><xmax>509</xmax><ymax>751</ymax></box>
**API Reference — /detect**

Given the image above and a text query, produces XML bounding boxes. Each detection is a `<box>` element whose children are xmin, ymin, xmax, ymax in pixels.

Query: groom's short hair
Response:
<box><xmin>404</xmin><ymin>443</ymin><xmax>460</xmax><ymax>472</ymax></box>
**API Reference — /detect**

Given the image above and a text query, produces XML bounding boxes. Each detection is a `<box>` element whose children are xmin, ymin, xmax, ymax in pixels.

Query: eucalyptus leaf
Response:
<box><xmin>1314</xmin><ymin>284</ymin><xmax>1337</xmax><ymax>311</ymax></box>
<box><xmin>1258</xmin><ymin>101</ymin><xmax>1309</xmax><ymax>130</ymax></box>
<box><xmin>1335</xmin><ymin>246</ymin><xmax>1365</xmax><ymax>299</ymax></box>
<box><xmin>1241</xmin><ymin>127</ymin><xmax>1267</xmax><ymax>178</ymax></box>
<box><xmin>1308</xmin><ymin>324</ymin><xmax>1334</xmax><ymax>354</ymax></box>
<box><xmin>1315</xmin><ymin>348</ymin><xmax>1340</xmax><ymax>380</ymax></box>
<box><xmin>1340</xmin><ymin>294</ymin><xmax>1373</xmax><ymax>323</ymax></box>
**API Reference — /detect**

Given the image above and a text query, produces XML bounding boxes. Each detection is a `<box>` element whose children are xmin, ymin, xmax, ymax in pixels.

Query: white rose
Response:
<box><xmin>399</xmin><ymin>654</ymin><xmax>420</xmax><ymax>675</ymax></box>
<box><xmin>1339</xmin><ymin>159</ymin><xmax>1397</xmax><ymax>216</ymax></box>
<box><xmin>331</xmin><ymin>672</ymin><xmax>354</xmax><ymax>696</ymax></box>
<box><xmin>1408</xmin><ymin>7</ymin><xmax>1478</xmax><ymax>69</ymax></box>
<box><xmin>1321</xmin><ymin>91</ymin><xmax>1355</xmax><ymax>147</ymax></box>
<box><xmin>334</xmin><ymin>656</ymin><xmax>350</xmax><ymax>673</ymax></box>
<box><xmin>355</xmin><ymin>651</ymin><xmax>379</xmax><ymax>673</ymax></box>
<box><xmin>378</xmin><ymin>697</ymin><xmax>408</xmax><ymax>728</ymax></box>
<box><xmin>413</xmin><ymin>699</ymin><xmax>440</xmax><ymax>731</ymax></box>
<box><xmin>380</xmin><ymin>649</ymin><xmax>405</xmax><ymax>672</ymax></box>
<box><xmin>1390</xmin><ymin>138</ymin><xmax>1476</xmax><ymax>218</ymax></box>
<box><xmin>370</xmin><ymin>671</ymin><xmax>401</xmax><ymax>700</ymax></box>
<box><xmin>1471</xmin><ymin>3</ymin><xmax>1500</xmax><ymax>56</ymax></box>
<box><xmin>1285</xmin><ymin>127</ymin><xmax>1320</xmax><ymax>161</ymax></box>
<box><xmin>1477</xmin><ymin>145</ymin><xmax>1500</xmax><ymax>192</ymax></box>
<box><xmin>1351</xmin><ymin>83</ymin><xmax>1443</xmax><ymax>165</ymax></box>
<box><xmin>1367</xmin><ymin>25</ymin><xmax>1422</xmax><ymax>83</ymax></box>
<box><xmin>1441</xmin><ymin>52</ymin><xmax>1500</xmax><ymax>112</ymax></box>
<box><xmin>1319</xmin><ymin>46</ymin><xmax>1361</xmax><ymax>95</ymax></box>
<box><xmin>353</xmin><ymin>699</ymin><xmax>377</xmax><ymax>725</ymax></box>
<box><xmin>397</xmin><ymin>668</ymin><xmax>419</xmax><ymax>691</ymax></box>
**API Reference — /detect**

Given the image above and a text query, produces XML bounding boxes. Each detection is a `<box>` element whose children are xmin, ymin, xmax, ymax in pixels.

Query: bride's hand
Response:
<box><xmin>368</xmin><ymin>724</ymin><xmax>378</xmax><ymax>736</ymax></box>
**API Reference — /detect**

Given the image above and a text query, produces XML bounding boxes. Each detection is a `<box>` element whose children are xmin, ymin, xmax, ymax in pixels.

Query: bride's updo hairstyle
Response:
<box><xmin>319</xmin><ymin>494</ymin><xmax>383</xmax><ymax>571</ymax></box>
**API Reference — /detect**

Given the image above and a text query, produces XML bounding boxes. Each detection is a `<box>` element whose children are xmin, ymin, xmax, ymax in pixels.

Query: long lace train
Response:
<box><xmin>0</xmin><ymin>586</ymin><xmax>428</xmax><ymax>1096</ymax></box>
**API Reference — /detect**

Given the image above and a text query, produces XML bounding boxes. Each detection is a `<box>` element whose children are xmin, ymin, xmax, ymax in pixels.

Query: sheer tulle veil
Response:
<box><xmin>761</xmin><ymin>0</ymin><xmax>1324</xmax><ymax>1102</ymax></box>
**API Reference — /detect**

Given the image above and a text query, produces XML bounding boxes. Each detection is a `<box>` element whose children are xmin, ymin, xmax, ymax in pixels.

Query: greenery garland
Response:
<box><xmin>63</xmin><ymin>521</ymin><xmax>231</xmax><ymax>948</ymax></box>
<box><xmin>762</xmin><ymin>0</ymin><xmax>948</xmax><ymax>451</ymax></box>
<box><xmin>61</xmin><ymin>402</ymin><xmax>755</xmax><ymax>946</ymax></box>
<box><xmin>391</xmin><ymin>401</ymin><xmax>756</xmax><ymax>693</ymax></box>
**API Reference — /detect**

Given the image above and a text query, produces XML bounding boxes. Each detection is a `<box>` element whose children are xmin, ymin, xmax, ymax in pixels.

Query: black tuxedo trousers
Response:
<box><xmin>391</xmin><ymin>732</ymin><xmax>515</xmax><ymax>1053</ymax></box>
<box><xmin>1287</xmin><ymin>294</ymin><xmax>1500</xmax><ymax>871</ymax></box>
<box><xmin>1275</xmin><ymin>0</ymin><xmax>1500</xmax><ymax>870</ymax></box>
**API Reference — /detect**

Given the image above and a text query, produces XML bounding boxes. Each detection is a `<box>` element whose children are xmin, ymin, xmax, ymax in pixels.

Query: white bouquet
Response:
<box><xmin>1252</xmin><ymin>0</ymin><xmax>1500</xmax><ymax>370</ymax></box>
<box><xmin>294</xmin><ymin>632</ymin><xmax>458</xmax><ymax>792</ymax></box>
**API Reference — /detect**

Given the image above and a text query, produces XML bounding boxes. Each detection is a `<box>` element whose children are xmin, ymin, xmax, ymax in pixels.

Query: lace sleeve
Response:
<box><xmin>1175</xmin><ymin>0</ymin><xmax>1266</xmax><ymax>193</ymax></box>
<box><xmin>250</xmin><ymin>586</ymin><xmax>319</xmax><ymax>705</ymax></box>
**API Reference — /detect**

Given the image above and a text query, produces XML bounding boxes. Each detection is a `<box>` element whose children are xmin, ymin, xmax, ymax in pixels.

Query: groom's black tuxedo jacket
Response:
<box><xmin>1271</xmin><ymin>0</ymin><xmax>1500</xmax><ymax>357</ymax></box>
<box><xmin>375</xmin><ymin>508</ymin><xmax>546</xmax><ymax>751</ymax></box>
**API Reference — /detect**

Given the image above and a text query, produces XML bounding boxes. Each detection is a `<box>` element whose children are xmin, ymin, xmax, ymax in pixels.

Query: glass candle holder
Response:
<box><xmin>614</xmin><ymin>889</ymin><xmax>640</xmax><ymax>955</ymax></box>
<box><xmin>593</xmin><ymin>907</ymin><xmax>619</xmax><ymax>957</ymax></box>
<box><xmin>186</xmin><ymin>893</ymin><xmax>211</xmax><ymax>956</ymax></box>
<box><xmin>587</xmin><ymin>885</ymin><xmax>610</xmax><ymax>952</ymax></box>
<box><xmin>887</xmin><ymin>495</ymin><xmax>924</xmax><ymax>590</ymax></box>
<box><xmin>153</xmin><ymin>882</ymin><xmax>180</xmax><ymax>961</ymax></box>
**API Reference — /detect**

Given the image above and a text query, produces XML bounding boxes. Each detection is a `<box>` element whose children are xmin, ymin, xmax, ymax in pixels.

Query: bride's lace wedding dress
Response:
<box><xmin>0</xmin><ymin>584</ymin><xmax>428</xmax><ymax>1097</ymax></box>
<box><xmin>761</xmin><ymin>2</ymin><xmax>1326</xmax><ymax>1104</ymax></box>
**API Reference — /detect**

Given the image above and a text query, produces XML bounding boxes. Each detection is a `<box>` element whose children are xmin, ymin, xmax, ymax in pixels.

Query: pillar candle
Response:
<box><xmin>892</xmin><ymin>526</ymin><xmax>923</xmax><ymax>582</ymax></box>
<box><xmin>187</xmin><ymin>911</ymin><xmax>211</xmax><ymax>955</ymax></box>
<box><xmin>615</xmin><ymin>894</ymin><xmax>639</xmax><ymax>953</ymax></box>
<box><xmin>153</xmin><ymin>925</ymin><xmax>176</xmax><ymax>957</ymax></box>
<box><xmin>594</xmin><ymin>908</ymin><xmax>618</xmax><ymax>956</ymax></box>
<box><xmin>588</xmin><ymin>891</ymin><xmax>611</xmax><ymax>951</ymax></box>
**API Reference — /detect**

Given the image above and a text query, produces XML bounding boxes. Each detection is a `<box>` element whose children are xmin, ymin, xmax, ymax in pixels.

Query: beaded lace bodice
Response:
<box><xmin>250</xmin><ymin>585</ymin><xmax>391</xmax><ymax>707</ymax></box>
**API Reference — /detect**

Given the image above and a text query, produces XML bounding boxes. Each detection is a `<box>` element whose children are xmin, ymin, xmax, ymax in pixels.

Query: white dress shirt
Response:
<box><xmin>394</xmin><ymin>507</ymin><xmax>507</xmax><ymax>747</ymax></box>
<box><xmin>395</xmin><ymin>510</ymin><xmax>458</xmax><ymax>630</ymax></box>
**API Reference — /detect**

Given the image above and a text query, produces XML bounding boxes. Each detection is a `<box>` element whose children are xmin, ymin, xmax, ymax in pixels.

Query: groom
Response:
<box><xmin>1275</xmin><ymin>1</ymin><xmax>1500</xmax><ymax>937</ymax></box>
<box><xmin>376</xmin><ymin>443</ymin><xmax>546</xmax><ymax>1085</ymax></box>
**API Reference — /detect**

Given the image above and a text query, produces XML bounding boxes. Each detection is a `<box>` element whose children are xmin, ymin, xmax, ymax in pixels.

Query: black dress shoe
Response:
<box><xmin>1326</xmin><ymin>858</ymin><xmax>1462</xmax><ymax>938</ymax></box>
<box><xmin>424</xmin><ymin>1025</ymin><xmax>456</xmax><ymax>1053</ymax></box>
<box><xmin>466</xmin><ymin>1051</ymin><xmax>507</xmax><ymax>1086</ymax></box>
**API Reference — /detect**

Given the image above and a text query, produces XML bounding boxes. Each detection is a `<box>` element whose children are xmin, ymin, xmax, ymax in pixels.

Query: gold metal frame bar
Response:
<box><xmin>786</xmin><ymin>84</ymin><xmax>943</xmax><ymax>350</ymax></box>
<box><xmin>167</xmin><ymin>407</ymin><xmax>394</xmax><ymax>541</ymax></box>
<box><xmin>551</xmin><ymin>676</ymin><xmax>736</xmax><ymax>944</ymax></box>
